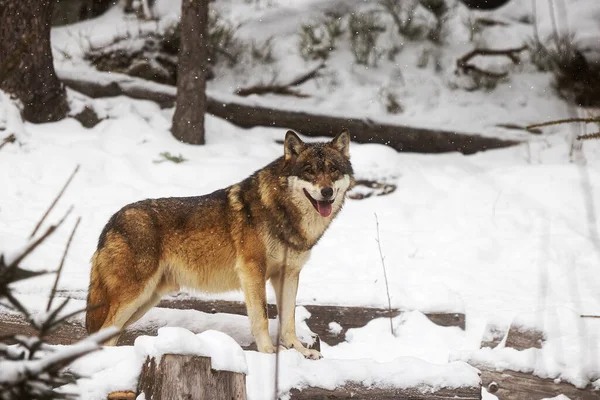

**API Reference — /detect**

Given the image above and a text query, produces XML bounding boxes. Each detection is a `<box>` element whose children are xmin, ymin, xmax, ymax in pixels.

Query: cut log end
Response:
<box><xmin>137</xmin><ymin>354</ymin><xmax>247</xmax><ymax>400</ymax></box>
<box><xmin>107</xmin><ymin>391</ymin><xmax>135</xmax><ymax>400</ymax></box>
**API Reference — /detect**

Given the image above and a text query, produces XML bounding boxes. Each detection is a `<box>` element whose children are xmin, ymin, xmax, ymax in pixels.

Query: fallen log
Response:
<box><xmin>58</xmin><ymin>69</ymin><xmax>520</xmax><ymax>154</ymax></box>
<box><xmin>479</xmin><ymin>366</ymin><xmax>600</xmax><ymax>400</ymax></box>
<box><xmin>481</xmin><ymin>320</ymin><xmax>546</xmax><ymax>350</ymax></box>
<box><xmin>137</xmin><ymin>354</ymin><xmax>246</xmax><ymax>400</ymax></box>
<box><xmin>156</xmin><ymin>298</ymin><xmax>465</xmax><ymax>345</ymax></box>
<box><xmin>0</xmin><ymin>298</ymin><xmax>464</xmax><ymax>347</ymax></box>
<box><xmin>289</xmin><ymin>384</ymin><xmax>481</xmax><ymax>400</ymax></box>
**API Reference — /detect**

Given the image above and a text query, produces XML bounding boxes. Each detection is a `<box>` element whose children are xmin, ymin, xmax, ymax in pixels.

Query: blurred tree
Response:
<box><xmin>0</xmin><ymin>0</ymin><xmax>69</xmax><ymax>123</ymax></box>
<box><xmin>52</xmin><ymin>0</ymin><xmax>114</xmax><ymax>26</ymax></box>
<box><xmin>171</xmin><ymin>0</ymin><xmax>209</xmax><ymax>145</ymax></box>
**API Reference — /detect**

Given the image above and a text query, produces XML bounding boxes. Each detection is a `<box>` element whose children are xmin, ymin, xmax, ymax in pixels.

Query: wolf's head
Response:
<box><xmin>283</xmin><ymin>130</ymin><xmax>354</xmax><ymax>218</ymax></box>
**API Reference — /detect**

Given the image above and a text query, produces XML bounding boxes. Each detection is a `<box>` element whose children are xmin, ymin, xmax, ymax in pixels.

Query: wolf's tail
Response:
<box><xmin>85</xmin><ymin>253</ymin><xmax>109</xmax><ymax>333</ymax></box>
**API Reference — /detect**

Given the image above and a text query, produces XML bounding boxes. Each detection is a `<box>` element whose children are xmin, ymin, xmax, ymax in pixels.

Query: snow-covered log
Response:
<box><xmin>57</xmin><ymin>69</ymin><xmax>520</xmax><ymax>155</ymax></box>
<box><xmin>137</xmin><ymin>354</ymin><xmax>247</xmax><ymax>400</ymax></box>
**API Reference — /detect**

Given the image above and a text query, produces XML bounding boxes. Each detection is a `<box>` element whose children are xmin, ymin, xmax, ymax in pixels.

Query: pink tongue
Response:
<box><xmin>316</xmin><ymin>201</ymin><xmax>332</xmax><ymax>217</ymax></box>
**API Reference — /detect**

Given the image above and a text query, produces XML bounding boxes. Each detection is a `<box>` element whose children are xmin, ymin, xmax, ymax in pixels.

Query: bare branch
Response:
<box><xmin>0</xmin><ymin>134</ymin><xmax>16</xmax><ymax>151</ymax></box>
<box><xmin>527</xmin><ymin>117</ymin><xmax>600</xmax><ymax>130</ymax></box>
<box><xmin>47</xmin><ymin>218</ymin><xmax>81</xmax><ymax>312</ymax></box>
<box><xmin>30</xmin><ymin>165</ymin><xmax>80</xmax><ymax>238</ymax></box>
<box><xmin>235</xmin><ymin>63</ymin><xmax>325</xmax><ymax>98</ymax></box>
<box><xmin>578</xmin><ymin>132</ymin><xmax>600</xmax><ymax>141</ymax></box>
<box><xmin>375</xmin><ymin>213</ymin><xmax>394</xmax><ymax>336</ymax></box>
<box><xmin>456</xmin><ymin>46</ymin><xmax>527</xmax><ymax>79</ymax></box>
<box><xmin>47</xmin><ymin>302</ymin><xmax>107</xmax><ymax>333</ymax></box>
<box><xmin>4</xmin><ymin>291</ymin><xmax>30</xmax><ymax>319</ymax></box>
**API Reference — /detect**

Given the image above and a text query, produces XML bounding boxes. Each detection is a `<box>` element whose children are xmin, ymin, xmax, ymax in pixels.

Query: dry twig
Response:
<box><xmin>0</xmin><ymin>134</ymin><xmax>16</xmax><ymax>151</ymax></box>
<box><xmin>47</xmin><ymin>218</ymin><xmax>81</xmax><ymax>312</ymax></box>
<box><xmin>236</xmin><ymin>63</ymin><xmax>325</xmax><ymax>98</ymax></box>
<box><xmin>30</xmin><ymin>165</ymin><xmax>80</xmax><ymax>238</ymax></box>
<box><xmin>456</xmin><ymin>46</ymin><xmax>527</xmax><ymax>79</ymax></box>
<box><xmin>526</xmin><ymin>117</ymin><xmax>600</xmax><ymax>141</ymax></box>
<box><xmin>374</xmin><ymin>213</ymin><xmax>394</xmax><ymax>336</ymax></box>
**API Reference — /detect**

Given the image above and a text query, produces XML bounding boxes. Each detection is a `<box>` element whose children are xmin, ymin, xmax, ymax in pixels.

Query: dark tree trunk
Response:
<box><xmin>0</xmin><ymin>0</ymin><xmax>69</xmax><ymax>123</ymax></box>
<box><xmin>171</xmin><ymin>0</ymin><xmax>208</xmax><ymax>145</ymax></box>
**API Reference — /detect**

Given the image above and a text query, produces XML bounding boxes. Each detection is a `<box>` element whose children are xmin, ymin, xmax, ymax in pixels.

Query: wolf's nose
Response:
<box><xmin>321</xmin><ymin>187</ymin><xmax>334</xmax><ymax>198</ymax></box>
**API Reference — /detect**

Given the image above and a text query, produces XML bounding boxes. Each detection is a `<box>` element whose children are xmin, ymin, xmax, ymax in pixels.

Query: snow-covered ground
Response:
<box><xmin>2</xmin><ymin>0</ymin><xmax>600</xmax><ymax>399</ymax></box>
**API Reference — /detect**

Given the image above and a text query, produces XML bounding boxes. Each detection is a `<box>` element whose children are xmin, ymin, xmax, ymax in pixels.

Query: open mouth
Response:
<box><xmin>303</xmin><ymin>189</ymin><xmax>334</xmax><ymax>217</ymax></box>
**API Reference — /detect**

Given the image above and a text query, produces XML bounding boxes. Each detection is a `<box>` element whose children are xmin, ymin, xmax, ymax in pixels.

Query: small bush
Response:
<box><xmin>528</xmin><ymin>35</ymin><xmax>600</xmax><ymax>107</ymax></box>
<box><xmin>153</xmin><ymin>151</ymin><xmax>187</xmax><ymax>164</ymax></box>
<box><xmin>381</xmin><ymin>90</ymin><xmax>403</xmax><ymax>114</ymax></box>
<box><xmin>251</xmin><ymin>37</ymin><xmax>276</xmax><ymax>64</ymax></box>
<box><xmin>348</xmin><ymin>11</ymin><xmax>386</xmax><ymax>66</ymax></box>
<box><xmin>420</xmin><ymin>0</ymin><xmax>449</xmax><ymax>44</ymax></box>
<box><xmin>379</xmin><ymin>0</ymin><xmax>451</xmax><ymax>44</ymax></box>
<box><xmin>379</xmin><ymin>0</ymin><xmax>426</xmax><ymax>40</ymax></box>
<box><xmin>298</xmin><ymin>15</ymin><xmax>344</xmax><ymax>61</ymax></box>
<box><xmin>85</xmin><ymin>9</ymin><xmax>245</xmax><ymax>85</ymax></box>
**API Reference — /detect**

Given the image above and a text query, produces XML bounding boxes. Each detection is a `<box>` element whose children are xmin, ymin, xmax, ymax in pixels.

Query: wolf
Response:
<box><xmin>85</xmin><ymin>129</ymin><xmax>354</xmax><ymax>359</ymax></box>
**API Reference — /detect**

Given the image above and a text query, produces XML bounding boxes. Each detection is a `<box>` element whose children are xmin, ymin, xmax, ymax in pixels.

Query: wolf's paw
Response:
<box><xmin>258</xmin><ymin>343</ymin><xmax>276</xmax><ymax>354</ymax></box>
<box><xmin>298</xmin><ymin>347</ymin><xmax>322</xmax><ymax>360</ymax></box>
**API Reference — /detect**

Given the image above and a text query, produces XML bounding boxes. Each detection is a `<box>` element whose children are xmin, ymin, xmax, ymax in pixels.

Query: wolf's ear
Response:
<box><xmin>284</xmin><ymin>130</ymin><xmax>305</xmax><ymax>160</ymax></box>
<box><xmin>331</xmin><ymin>129</ymin><xmax>350</xmax><ymax>157</ymax></box>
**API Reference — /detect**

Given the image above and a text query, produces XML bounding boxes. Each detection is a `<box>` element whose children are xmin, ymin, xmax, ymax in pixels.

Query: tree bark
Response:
<box><xmin>171</xmin><ymin>0</ymin><xmax>208</xmax><ymax>145</ymax></box>
<box><xmin>137</xmin><ymin>355</ymin><xmax>247</xmax><ymax>400</ymax></box>
<box><xmin>0</xmin><ymin>0</ymin><xmax>69</xmax><ymax>123</ymax></box>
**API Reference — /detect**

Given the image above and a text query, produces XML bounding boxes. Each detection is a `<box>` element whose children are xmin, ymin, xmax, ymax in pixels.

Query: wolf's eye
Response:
<box><xmin>330</xmin><ymin>166</ymin><xmax>339</xmax><ymax>173</ymax></box>
<box><xmin>303</xmin><ymin>165</ymin><xmax>314</xmax><ymax>174</ymax></box>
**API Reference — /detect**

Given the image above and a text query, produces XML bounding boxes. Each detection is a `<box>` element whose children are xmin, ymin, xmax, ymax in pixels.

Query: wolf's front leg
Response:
<box><xmin>238</xmin><ymin>264</ymin><xmax>274</xmax><ymax>353</ymax></box>
<box><xmin>271</xmin><ymin>270</ymin><xmax>322</xmax><ymax>360</ymax></box>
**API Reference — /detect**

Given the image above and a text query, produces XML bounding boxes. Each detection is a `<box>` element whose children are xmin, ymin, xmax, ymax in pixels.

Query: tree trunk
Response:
<box><xmin>137</xmin><ymin>355</ymin><xmax>247</xmax><ymax>400</ymax></box>
<box><xmin>171</xmin><ymin>0</ymin><xmax>208</xmax><ymax>145</ymax></box>
<box><xmin>0</xmin><ymin>0</ymin><xmax>69</xmax><ymax>123</ymax></box>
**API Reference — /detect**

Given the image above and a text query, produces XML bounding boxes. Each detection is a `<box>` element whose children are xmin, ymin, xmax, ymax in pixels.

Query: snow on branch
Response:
<box><xmin>0</xmin><ymin>167</ymin><xmax>119</xmax><ymax>400</ymax></box>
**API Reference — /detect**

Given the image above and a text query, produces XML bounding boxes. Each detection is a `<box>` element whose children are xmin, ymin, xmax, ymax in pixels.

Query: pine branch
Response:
<box><xmin>7</xmin><ymin>206</ymin><xmax>73</xmax><ymax>269</ymax></box>
<box><xmin>47</xmin><ymin>218</ymin><xmax>81</xmax><ymax>312</ymax></box>
<box><xmin>30</xmin><ymin>165</ymin><xmax>79</xmax><ymax>238</ymax></box>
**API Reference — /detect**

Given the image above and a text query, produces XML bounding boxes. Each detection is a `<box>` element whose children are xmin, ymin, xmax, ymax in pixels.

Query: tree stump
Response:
<box><xmin>137</xmin><ymin>354</ymin><xmax>247</xmax><ymax>400</ymax></box>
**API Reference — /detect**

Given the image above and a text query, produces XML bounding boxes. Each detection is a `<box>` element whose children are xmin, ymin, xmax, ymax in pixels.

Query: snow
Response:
<box><xmin>0</xmin><ymin>327</ymin><xmax>118</xmax><ymax>386</ymax></box>
<box><xmin>64</xmin><ymin>328</ymin><xmax>480</xmax><ymax>400</ymax></box>
<box><xmin>2</xmin><ymin>0</ymin><xmax>600</xmax><ymax>398</ymax></box>
<box><xmin>134</xmin><ymin>327</ymin><xmax>248</xmax><ymax>374</ymax></box>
